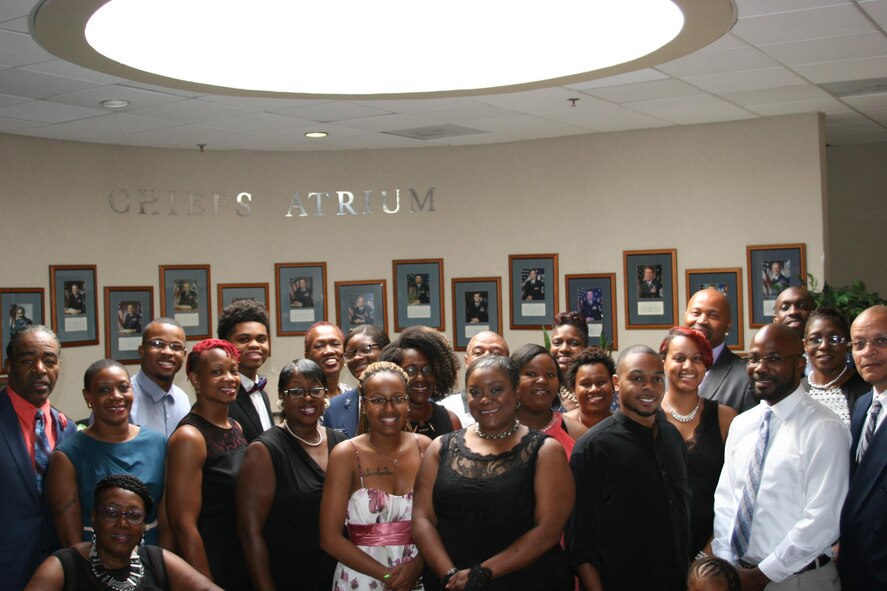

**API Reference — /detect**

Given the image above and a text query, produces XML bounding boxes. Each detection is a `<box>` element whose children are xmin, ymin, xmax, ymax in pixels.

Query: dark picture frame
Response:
<box><xmin>335</xmin><ymin>279</ymin><xmax>388</xmax><ymax>334</ymax></box>
<box><xmin>104</xmin><ymin>286</ymin><xmax>153</xmax><ymax>364</ymax></box>
<box><xmin>623</xmin><ymin>249</ymin><xmax>678</xmax><ymax>329</ymax></box>
<box><xmin>218</xmin><ymin>282</ymin><xmax>270</xmax><ymax>314</ymax></box>
<box><xmin>685</xmin><ymin>268</ymin><xmax>744</xmax><ymax>350</ymax></box>
<box><xmin>49</xmin><ymin>264</ymin><xmax>99</xmax><ymax>347</ymax></box>
<box><xmin>746</xmin><ymin>243</ymin><xmax>807</xmax><ymax>327</ymax></box>
<box><xmin>0</xmin><ymin>288</ymin><xmax>45</xmax><ymax>374</ymax></box>
<box><xmin>274</xmin><ymin>262</ymin><xmax>327</xmax><ymax>336</ymax></box>
<box><xmin>159</xmin><ymin>264</ymin><xmax>211</xmax><ymax>340</ymax></box>
<box><xmin>565</xmin><ymin>273</ymin><xmax>618</xmax><ymax>350</ymax></box>
<box><xmin>393</xmin><ymin>258</ymin><xmax>445</xmax><ymax>331</ymax></box>
<box><xmin>508</xmin><ymin>253</ymin><xmax>558</xmax><ymax>330</ymax></box>
<box><xmin>451</xmin><ymin>277</ymin><xmax>502</xmax><ymax>351</ymax></box>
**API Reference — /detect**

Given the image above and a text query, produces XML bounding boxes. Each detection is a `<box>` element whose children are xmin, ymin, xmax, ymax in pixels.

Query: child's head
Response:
<box><xmin>687</xmin><ymin>556</ymin><xmax>740</xmax><ymax>591</ymax></box>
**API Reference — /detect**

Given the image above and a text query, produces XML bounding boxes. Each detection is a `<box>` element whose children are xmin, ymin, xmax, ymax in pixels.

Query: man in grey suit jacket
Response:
<box><xmin>0</xmin><ymin>326</ymin><xmax>77</xmax><ymax>591</ymax></box>
<box><xmin>685</xmin><ymin>288</ymin><xmax>755</xmax><ymax>413</ymax></box>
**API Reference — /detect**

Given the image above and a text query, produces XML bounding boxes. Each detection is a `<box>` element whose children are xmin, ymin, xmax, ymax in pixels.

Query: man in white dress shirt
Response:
<box><xmin>713</xmin><ymin>323</ymin><xmax>849</xmax><ymax>590</ymax></box>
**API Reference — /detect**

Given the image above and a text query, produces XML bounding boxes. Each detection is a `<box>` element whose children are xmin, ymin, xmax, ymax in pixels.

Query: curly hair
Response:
<box><xmin>186</xmin><ymin>338</ymin><xmax>241</xmax><ymax>374</ymax></box>
<box><xmin>217</xmin><ymin>300</ymin><xmax>270</xmax><ymax>340</ymax></box>
<box><xmin>687</xmin><ymin>556</ymin><xmax>740</xmax><ymax>591</ymax></box>
<box><xmin>805</xmin><ymin>306</ymin><xmax>850</xmax><ymax>338</ymax></box>
<box><xmin>304</xmin><ymin>322</ymin><xmax>345</xmax><ymax>356</ymax></box>
<box><xmin>552</xmin><ymin>311</ymin><xmax>589</xmax><ymax>346</ymax></box>
<box><xmin>565</xmin><ymin>347</ymin><xmax>616</xmax><ymax>389</ymax></box>
<box><xmin>658</xmin><ymin>326</ymin><xmax>714</xmax><ymax>370</ymax></box>
<box><xmin>94</xmin><ymin>474</ymin><xmax>155</xmax><ymax>515</ymax></box>
<box><xmin>83</xmin><ymin>359</ymin><xmax>128</xmax><ymax>390</ymax></box>
<box><xmin>380</xmin><ymin>326</ymin><xmax>459</xmax><ymax>398</ymax></box>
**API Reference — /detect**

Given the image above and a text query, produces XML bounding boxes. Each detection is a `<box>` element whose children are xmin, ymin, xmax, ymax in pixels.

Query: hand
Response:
<box><xmin>445</xmin><ymin>569</ymin><xmax>470</xmax><ymax>591</ymax></box>
<box><xmin>737</xmin><ymin>567</ymin><xmax>770</xmax><ymax>591</ymax></box>
<box><xmin>383</xmin><ymin>558</ymin><xmax>423</xmax><ymax>591</ymax></box>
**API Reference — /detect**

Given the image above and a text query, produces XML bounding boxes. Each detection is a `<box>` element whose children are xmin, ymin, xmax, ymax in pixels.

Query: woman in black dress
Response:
<box><xmin>412</xmin><ymin>355</ymin><xmax>574</xmax><ymax>590</ymax></box>
<box><xmin>237</xmin><ymin>359</ymin><xmax>346</xmax><ymax>590</ymax></box>
<box><xmin>165</xmin><ymin>339</ymin><xmax>250</xmax><ymax>589</ymax></box>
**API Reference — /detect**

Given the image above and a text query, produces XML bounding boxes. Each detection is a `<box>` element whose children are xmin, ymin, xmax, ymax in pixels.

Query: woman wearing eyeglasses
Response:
<box><xmin>802</xmin><ymin>307</ymin><xmax>869</xmax><ymax>425</ymax></box>
<box><xmin>27</xmin><ymin>474</ymin><xmax>220</xmax><ymax>590</ymax></box>
<box><xmin>320</xmin><ymin>362</ymin><xmax>430</xmax><ymax>591</ymax></box>
<box><xmin>236</xmin><ymin>359</ymin><xmax>347</xmax><ymax>590</ymax></box>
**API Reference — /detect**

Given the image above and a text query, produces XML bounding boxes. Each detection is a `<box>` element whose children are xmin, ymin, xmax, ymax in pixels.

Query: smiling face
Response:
<box><xmin>306</xmin><ymin>325</ymin><xmax>344</xmax><ymax>379</ymax></box>
<box><xmin>550</xmin><ymin>324</ymin><xmax>586</xmax><ymax>374</ymax></box>
<box><xmin>228</xmin><ymin>321</ymin><xmax>269</xmax><ymax>379</ymax></box>
<box><xmin>5</xmin><ymin>330</ymin><xmax>60</xmax><ymax>407</ymax></box>
<box><xmin>614</xmin><ymin>352</ymin><xmax>665</xmax><ymax>427</ymax></box>
<box><xmin>575</xmin><ymin>362</ymin><xmax>614</xmax><ymax>416</ymax></box>
<box><xmin>467</xmin><ymin>365</ymin><xmax>518</xmax><ymax>434</ymax></box>
<box><xmin>189</xmin><ymin>347</ymin><xmax>240</xmax><ymax>404</ymax></box>
<box><xmin>344</xmin><ymin>333</ymin><xmax>383</xmax><ymax>378</ymax></box>
<box><xmin>138</xmin><ymin>322</ymin><xmax>186</xmax><ymax>388</ymax></box>
<box><xmin>517</xmin><ymin>353</ymin><xmax>560</xmax><ymax>413</ymax></box>
<box><xmin>401</xmin><ymin>348</ymin><xmax>437</xmax><ymax>406</ymax></box>
<box><xmin>851</xmin><ymin>307</ymin><xmax>887</xmax><ymax>392</ymax></box>
<box><xmin>684</xmin><ymin>288</ymin><xmax>731</xmax><ymax>348</ymax></box>
<box><xmin>663</xmin><ymin>335</ymin><xmax>707</xmax><ymax>396</ymax></box>
<box><xmin>280</xmin><ymin>371</ymin><xmax>325</xmax><ymax>428</ymax></box>
<box><xmin>361</xmin><ymin>372</ymin><xmax>409</xmax><ymax>434</ymax></box>
<box><xmin>746</xmin><ymin>324</ymin><xmax>805</xmax><ymax>404</ymax></box>
<box><xmin>804</xmin><ymin>316</ymin><xmax>848</xmax><ymax>377</ymax></box>
<box><xmin>84</xmin><ymin>366</ymin><xmax>133</xmax><ymax>428</ymax></box>
<box><xmin>92</xmin><ymin>487</ymin><xmax>146</xmax><ymax>564</ymax></box>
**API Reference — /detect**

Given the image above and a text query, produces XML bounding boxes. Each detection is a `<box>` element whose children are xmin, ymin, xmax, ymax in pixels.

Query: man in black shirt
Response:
<box><xmin>567</xmin><ymin>345</ymin><xmax>690</xmax><ymax>591</ymax></box>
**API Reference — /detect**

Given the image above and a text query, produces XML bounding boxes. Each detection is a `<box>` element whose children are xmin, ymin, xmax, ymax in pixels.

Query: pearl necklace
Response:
<box><xmin>88</xmin><ymin>544</ymin><xmax>143</xmax><ymax>591</ymax></box>
<box><xmin>282</xmin><ymin>421</ymin><xmax>324</xmax><ymax>447</ymax></box>
<box><xmin>475</xmin><ymin>419</ymin><xmax>521</xmax><ymax>440</ymax></box>
<box><xmin>663</xmin><ymin>398</ymin><xmax>702</xmax><ymax>423</ymax></box>
<box><xmin>808</xmin><ymin>366</ymin><xmax>848</xmax><ymax>391</ymax></box>
<box><xmin>559</xmin><ymin>386</ymin><xmax>578</xmax><ymax>405</ymax></box>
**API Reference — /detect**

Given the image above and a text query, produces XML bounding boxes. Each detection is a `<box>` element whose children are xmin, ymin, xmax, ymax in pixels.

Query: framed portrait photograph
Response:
<box><xmin>218</xmin><ymin>282</ymin><xmax>270</xmax><ymax>314</ymax></box>
<box><xmin>565</xmin><ymin>273</ymin><xmax>617</xmax><ymax>350</ymax></box>
<box><xmin>104</xmin><ymin>286</ymin><xmax>153</xmax><ymax>363</ymax></box>
<box><xmin>508</xmin><ymin>254</ymin><xmax>558</xmax><ymax>330</ymax></box>
<box><xmin>0</xmin><ymin>288</ymin><xmax>44</xmax><ymax>374</ymax></box>
<box><xmin>685</xmin><ymin>268</ymin><xmax>744</xmax><ymax>350</ymax></box>
<box><xmin>159</xmin><ymin>264</ymin><xmax>211</xmax><ymax>340</ymax></box>
<box><xmin>746</xmin><ymin>243</ymin><xmax>807</xmax><ymax>327</ymax></box>
<box><xmin>274</xmin><ymin>262</ymin><xmax>327</xmax><ymax>336</ymax></box>
<box><xmin>393</xmin><ymin>258</ymin><xmax>444</xmax><ymax>331</ymax></box>
<box><xmin>49</xmin><ymin>264</ymin><xmax>99</xmax><ymax>347</ymax></box>
<box><xmin>335</xmin><ymin>280</ymin><xmax>388</xmax><ymax>334</ymax></box>
<box><xmin>451</xmin><ymin>277</ymin><xmax>502</xmax><ymax>351</ymax></box>
<box><xmin>623</xmin><ymin>249</ymin><xmax>677</xmax><ymax>329</ymax></box>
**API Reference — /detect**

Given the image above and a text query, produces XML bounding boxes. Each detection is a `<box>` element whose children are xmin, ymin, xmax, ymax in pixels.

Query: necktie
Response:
<box><xmin>33</xmin><ymin>409</ymin><xmax>52</xmax><ymax>493</ymax></box>
<box><xmin>731</xmin><ymin>406</ymin><xmax>772</xmax><ymax>561</ymax></box>
<box><xmin>247</xmin><ymin>377</ymin><xmax>267</xmax><ymax>394</ymax></box>
<box><xmin>857</xmin><ymin>398</ymin><xmax>882</xmax><ymax>462</ymax></box>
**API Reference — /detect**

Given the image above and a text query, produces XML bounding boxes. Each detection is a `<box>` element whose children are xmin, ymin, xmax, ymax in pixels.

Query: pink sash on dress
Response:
<box><xmin>347</xmin><ymin>521</ymin><xmax>413</xmax><ymax>546</ymax></box>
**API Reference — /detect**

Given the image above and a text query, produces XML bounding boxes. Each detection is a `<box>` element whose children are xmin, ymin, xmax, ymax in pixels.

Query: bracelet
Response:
<box><xmin>441</xmin><ymin>566</ymin><xmax>459</xmax><ymax>586</ymax></box>
<box><xmin>465</xmin><ymin>564</ymin><xmax>492</xmax><ymax>590</ymax></box>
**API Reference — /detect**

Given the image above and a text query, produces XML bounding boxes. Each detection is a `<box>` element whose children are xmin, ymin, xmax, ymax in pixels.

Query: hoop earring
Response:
<box><xmin>324</xmin><ymin>397</ymin><xmax>330</xmax><ymax>410</ymax></box>
<box><xmin>277</xmin><ymin>398</ymin><xmax>284</xmax><ymax>410</ymax></box>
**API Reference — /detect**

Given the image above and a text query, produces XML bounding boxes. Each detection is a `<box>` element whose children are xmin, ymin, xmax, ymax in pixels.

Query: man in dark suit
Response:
<box><xmin>685</xmin><ymin>287</ymin><xmax>756</xmax><ymax>412</ymax></box>
<box><xmin>0</xmin><ymin>325</ymin><xmax>76</xmax><ymax>591</ymax></box>
<box><xmin>465</xmin><ymin>292</ymin><xmax>488</xmax><ymax>323</ymax></box>
<box><xmin>639</xmin><ymin>265</ymin><xmax>663</xmax><ymax>299</ymax></box>
<box><xmin>522</xmin><ymin>269</ymin><xmax>545</xmax><ymax>301</ymax></box>
<box><xmin>840</xmin><ymin>305</ymin><xmax>887</xmax><ymax>590</ymax></box>
<box><xmin>219</xmin><ymin>300</ymin><xmax>273</xmax><ymax>442</ymax></box>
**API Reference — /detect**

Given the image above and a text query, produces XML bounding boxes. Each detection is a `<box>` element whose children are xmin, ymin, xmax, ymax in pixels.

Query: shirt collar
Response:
<box><xmin>133</xmin><ymin>370</ymin><xmax>175</xmax><ymax>403</ymax></box>
<box><xmin>711</xmin><ymin>341</ymin><xmax>727</xmax><ymax>364</ymax></box>
<box><xmin>240</xmin><ymin>374</ymin><xmax>254</xmax><ymax>391</ymax></box>
<box><xmin>7</xmin><ymin>386</ymin><xmax>52</xmax><ymax>420</ymax></box>
<box><xmin>763</xmin><ymin>384</ymin><xmax>805</xmax><ymax>422</ymax></box>
<box><xmin>613</xmin><ymin>409</ymin><xmax>657</xmax><ymax>435</ymax></box>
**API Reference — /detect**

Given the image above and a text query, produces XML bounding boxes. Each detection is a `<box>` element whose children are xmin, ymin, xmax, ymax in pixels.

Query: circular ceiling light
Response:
<box><xmin>100</xmin><ymin>99</ymin><xmax>129</xmax><ymax>108</ymax></box>
<box><xmin>32</xmin><ymin>0</ymin><xmax>736</xmax><ymax>99</ymax></box>
<box><xmin>305</xmin><ymin>131</ymin><xmax>328</xmax><ymax>138</ymax></box>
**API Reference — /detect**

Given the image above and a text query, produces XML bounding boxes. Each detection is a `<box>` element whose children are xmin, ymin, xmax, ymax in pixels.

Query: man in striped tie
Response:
<box><xmin>712</xmin><ymin>323</ymin><xmax>849</xmax><ymax>590</ymax></box>
<box><xmin>0</xmin><ymin>325</ymin><xmax>77</xmax><ymax>591</ymax></box>
<box><xmin>839</xmin><ymin>305</ymin><xmax>887</xmax><ymax>590</ymax></box>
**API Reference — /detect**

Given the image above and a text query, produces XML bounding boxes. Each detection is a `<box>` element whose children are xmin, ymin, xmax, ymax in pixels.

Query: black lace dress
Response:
<box><xmin>423</xmin><ymin>430</ymin><xmax>572</xmax><ymax>591</ymax></box>
<box><xmin>685</xmin><ymin>398</ymin><xmax>724</xmax><ymax>557</ymax></box>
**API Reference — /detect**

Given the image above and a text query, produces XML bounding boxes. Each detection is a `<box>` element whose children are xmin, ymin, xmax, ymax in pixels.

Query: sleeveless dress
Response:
<box><xmin>411</xmin><ymin>402</ymin><xmax>453</xmax><ymax>440</ymax></box>
<box><xmin>257</xmin><ymin>425</ymin><xmax>346</xmax><ymax>590</ymax></box>
<box><xmin>539</xmin><ymin>411</ymin><xmax>575</xmax><ymax>458</ymax></box>
<box><xmin>55</xmin><ymin>427</ymin><xmax>166</xmax><ymax>544</ymax></box>
<box><xmin>423</xmin><ymin>430</ymin><xmax>572</xmax><ymax>591</ymax></box>
<box><xmin>333</xmin><ymin>437</ymin><xmax>424</xmax><ymax>591</ymax></box>
<box><xmin>52</xmin><ymin>545</ymin><xmax>167</xmax><ymax>591</ymax></box>
<box><xmin>685</xmin><ymin>398</ymin><xmax>724</xmax><ymax>557</ymax></box>
<box><xmin>176</xmin><ymin>412</ymin><xmax>250</xmax><ymax>590</ymax></box>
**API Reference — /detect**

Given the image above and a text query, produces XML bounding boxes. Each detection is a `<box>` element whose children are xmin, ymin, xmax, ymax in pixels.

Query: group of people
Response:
<box><xmin>3</xmin><ymin>288</ymin><xmax>886</xmax><ymax>591</ymax></box>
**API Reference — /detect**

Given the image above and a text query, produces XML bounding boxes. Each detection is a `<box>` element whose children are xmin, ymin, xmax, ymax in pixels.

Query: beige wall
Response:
<box><xmin>0</xmin><ymin>112</ymin><xmax>827</xmax><ymax>419</ymax></box>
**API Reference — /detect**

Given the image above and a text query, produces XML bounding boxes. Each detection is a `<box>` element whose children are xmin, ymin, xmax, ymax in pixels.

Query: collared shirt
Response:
<box><xmin>129</xmin><ymin>370</ymin><xmax>192</xmax><ymax>438</ymax></box>
<box><xmin>240</xmin><ymin>374</ymin><xmax>273</xmax><ymax>431</ymax></box>
<box><xmin>713</xmin><ymin>386</ymin><xmax>850</xmax><ymax>583</ymax></box>
<box><xmin>858</xmin><ymin>386</ymin><xmax>887</xmax><ymax>438</ymax></box>
<box><xmin>6</xmin><ymin>387</ymin><xmax>59</xmax><ymax>464</ymax></box>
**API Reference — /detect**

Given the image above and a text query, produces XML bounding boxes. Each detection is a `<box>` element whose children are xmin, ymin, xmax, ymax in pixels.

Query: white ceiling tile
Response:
<box><xmin>582</xmin><ymin>79</ymin><xmax>704</xmax><ymax>103</ymax></box>
<box><xmin>758</xmin><ymin>33</ymin><xmax>887</xmax><ymax>66</ymax></box>
<box><xmin>351</xmin><ymin>96</ymin><xmax>487</xmax><ymax>114</ymax></box>
<box><xmin>0</xmin><ymin>92</ymin><xmax>30</xmax><ymax>108</ymax></box>
<box><xmin>0</xmin><ymin>68</ymin><xmax>99</xmax><ymax>99</ymax></box>
<box><xmin>626</xmin><ymin>95</ymin><xmax>758</xmax><ymax>125</ymax></box>
<box><xmin>36</xmin><ymin>113</ymin><xmax>182</xmax><ymax>137</ymax></box>
<box><xmin>565</xmin><ymin>68</ymin><xmax>670</xmax><ymax>90</ymax></box>
<box><xmin>657</xmin><ymin>47</ymin><xmax>778</xmax><ymax>78</ymax></box>
<box><xmin>0</xmin><ymin>116</ymin><xmax>43</xmax><ymax>132</ymax></box>
<box><xmin>698</xmin><ymin>33</ymin><xmax>750</xmax><ymax>51</ymax></box>
<box><xmin>122</xmin><ymin>124</ymin><xmax>240</xmax><ymax>145</ymax></box>
<box><xmin>460</xmin><ymin>114</ymin><xmax>591</xmax><ymax>135</ymax></box>
<box><xmin>0</xmin><ymin>29</ymin><xmax>54</xmax><ymax>68</ymax></box>
<box><xmin>683</xmin><ymin>67</ymin><xmax>808</xmax><ymax>94</ymax></box>
<box><xmin>478</xmin><ymin>87</ymin><xmax>589</xmax><ymax>112</ymax></box>
<box><xmin>0</xmin><ymin>17</ymin><xmax>29</xmax><ymax>33</ymax></box>
<box><xmin>841</xmin><ymin>92</ymin><xmax>887</xmax><ymax>110</ymax></box>
<box><xmin>859</xmin><ymin>0</ymin><xmax>887</xmax><ymax>30</ymax></box>
<box><xmin>192</xmin><ymin>112</ymin><xmax>315</xmax><ymax>133</ymax></box>
<box><xmin>0</xmin><ymin>99</ymin><xmax>105</xmax><ymax>123</ymax></box>
<box><xmin>331</xmin><ymin>113</ymin><xmax>443</xmax><ymax>133</ymax></box>
<box><xmin>793</xmin><ymin>55</ymin><xmax>887</xmax><ymax>83</ymax></box>
<box><xmin>47</xmin><ymin>84</ymin><xmax>186</xmax><ymax>111</ymax></box>
<box><xmin>538</xmin><ymin>100</ymin><xmax>675</xmax><ymax>131</ymax></box>
<box><xmin>196</xmin><ymin>94</ymin><xmax>328</xmax><ymax>111</ymax></box>
<box><xmin>0</xmin><ymin>0</ymin><xmax>35</xmax><ymax>23</ymax></box>
<box><xmin>733</xmin><ymin>5</ymin><xmax>875</xmax><ymax>45</ymax></box>
<box><xmin>24</xmin><ymin>60</ymin><xmax>129</xmax><ymax>85</ymax></box>
<box><xmin>738</xmin><ymin>0</ymin><xmax>853</xmax><ymax>18</ymax></box>
<box><xmin>746</xmin><ymin>98</ymin><xmax>850</xmax><ymax>116</ymax></box>
<box><xmin>268</xmin><ymin>101</ymin><xmax>391</xmax><ymax>122</ymax></box>
<box><xmin>720</xmin><ymin>84</ymin><xmax>832</xmax><ymax>106</ymax></box>
<box><xmin>408</xmin><ymin>103</ymin><xmax>520</xmax><ymax>123</ymax></box>
<box><xmin>126</xmin><ymin>99</ymin><xmax>251</xmax><ymax>123</ymax></box>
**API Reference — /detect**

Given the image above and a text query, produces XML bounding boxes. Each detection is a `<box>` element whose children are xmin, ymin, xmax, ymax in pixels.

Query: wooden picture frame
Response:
<box><xmin>274</xmin><ymin>262</ymin><xmax>327</xmax><ymax>336</ymax></box>
<box><xmin>0</xmin><ymin>288</ymin><xmax>45</xmax><ymax>373</ymax></box>
<box><xmin>623</xmin><ymin>249</ymin><xmax>678</xmax><ymax>329</ymax></box>
<box><xmin>159</xmin><ymin>264</ymin><xmax>211</xmax><ymax>340</ymax></box>
<box><xmin>451</xmin><ymin>277</ymin><xmax>502</xmax><ymax>351</ymax></box>
<box><xmin>685</xmin><ymin>268</ymin><xmax>744</xmax><ymax>350</ymax></box>
<box><xmin>508</xmin><ymin>254</ymin><xmax>558</xmax><ymax>330</ymax></box>
<box><xmin>49</xmin><ymin>264</ymin><xmax>99</xmax><ymax>346</ymax></box>
<box><xmin>393</xmin><ymin>258</ymin><xmax>445</xmax><ymax>331</ymax></box>
<box><xmin>565</xmin><ymin>273</ymin><xmax>618</xmax><ymax>350</ymax></box>
<box><xmin>335</xmin><ymin>280</ymin><xmax>388</xmax><ymax>334</ymax></box>
<box><xmin>104</xmin><ymin>286</ymin><xmax>153</xmax><ymax>363</ymax></box>
<box><xmin>218</xmin><ymin>282</ymin><xmax>270</xmax><ymax>315</ymax></box>
<box><xmin>746</xmin><ymin>243</ymin><xmax>807</xmax><ymax>327</ymax></box>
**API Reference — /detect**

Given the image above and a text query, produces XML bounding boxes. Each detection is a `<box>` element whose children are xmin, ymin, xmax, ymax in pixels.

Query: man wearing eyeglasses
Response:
<box><xmin>130</xmin><ymin>319</ymin><xmax>191</xmax><ymax>438</ymax></box>
<box><xmin>713</xmin><ymin>323</ymin><xmax>848</xmax><ymax>591</ymax></box>
<box><xmin>839</xmin><ymin>305</ymin><xmax>887</xmax><ymax>590</ymax></box>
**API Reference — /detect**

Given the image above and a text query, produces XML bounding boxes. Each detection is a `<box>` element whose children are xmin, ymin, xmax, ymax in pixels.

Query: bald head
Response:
<box><xmin>774</xmin><ymin>287</ymin><xmax>815</xmax><ymax>336</ymax></box>
<box><xmin>851</xmin><ymin>305</ymin><xmax>887</xmax><ymax>392</ymax></box>
<box><xmin>685</xmin><ymin>288</ymin><xmax>732</xmax><ymax>347</ymax></box>
<box><xmin>747</xmin><ymin>323</ymin><xmax>805</xmax><ymax>403</ymax></box>
<box><xmin>465</xmin><ymin>331</ymin><xmax>509</xmax><ymax>366</ymax></box>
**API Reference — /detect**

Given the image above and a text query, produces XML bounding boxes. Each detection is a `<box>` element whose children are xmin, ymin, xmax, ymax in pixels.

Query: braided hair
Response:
<box><xmin>94</xmin><ymin>474</ymin><xmax>155</xmax><ymax>515</ymax></box>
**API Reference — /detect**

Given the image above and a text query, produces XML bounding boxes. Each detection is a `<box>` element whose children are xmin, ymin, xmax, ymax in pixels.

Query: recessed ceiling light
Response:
<box><xmin>100</xmin><ymin>99</ymin><xmax>129</xmax><ymax>108</ymax></box>
<box><xmin>305</xmin><ymin>131</ymin><xmax>328</xmax><ymax>139</ymax></box>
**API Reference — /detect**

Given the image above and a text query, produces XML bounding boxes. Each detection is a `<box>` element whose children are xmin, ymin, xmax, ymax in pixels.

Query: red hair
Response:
<box><xmin>186</xmin><ymin>338</ymin><xmax>240</xmax><ymax>374</ymax></box>
<box><xmin>659</xmin><ymin>326</ymin><xmax>714</xmax><ymax>369</ymax></box>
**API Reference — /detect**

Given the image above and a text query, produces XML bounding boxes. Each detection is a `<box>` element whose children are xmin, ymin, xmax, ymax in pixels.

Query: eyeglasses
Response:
<box><xmin>362</xmin><ymin>396</ymin><xmax>409</xmax><ymax>407</ymax></box>
<box><xmin>147</xmin><ymin>339</ymin><xmax>185</xmax><ymax>353</ymax></box>
<box><xmin>849</xmin><ymin>336</ymin><xmax>887</xmax><ymax>352</ymax></box>
<box><xmin>746</xmin><ymin>353</ymin><xmax>801</xmax><ymax>367</ymax></box>
<box><xmin>804</xmin><ymin>335</ymin><xmax>847</xmax><ymax>347</ymax></box>
<box><xmin>97</xmin><ymin>505</ymin><xmax>146</xmax><ymax>525</ymax></box>
<box><xmin>344</xmin><ymin>344</ymin><xmax>382</xmax><ymax>361</ymax></box>
<box><xmin>282</xmin><ymin>387</ymin><xmax>328</xmax><ymax>399</ymax></box>
<box><xmin>404</xmin><ymin>366</ymin><xmax>433</xmax><ymax>377</ymax></box>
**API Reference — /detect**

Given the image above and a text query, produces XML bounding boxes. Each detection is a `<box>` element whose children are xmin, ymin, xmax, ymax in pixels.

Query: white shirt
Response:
<box><xmin>712</xmin><ymin>386</ymin><xmax>850</xmax><ymax>583</ymax></box>
<box><xmin>855</xmin><ymin>386</ymin><xmax>887</xmax><ymax>460</ymax></box>
<box><xmin>129</xmin><ymin>370</ymin><xmax>192</xmax><ymax>438</ymax></box>
<box><xmin>240</xmin><ymin>374</ymin><xmax>273</xmax><ymax>431</ymax></box>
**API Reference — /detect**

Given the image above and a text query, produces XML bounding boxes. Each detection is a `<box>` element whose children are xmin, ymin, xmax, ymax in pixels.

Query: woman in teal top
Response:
<box><xmin>46</xmin><ymin>359</ymin><xmax>167</xmax><ymax>546</ymax></box>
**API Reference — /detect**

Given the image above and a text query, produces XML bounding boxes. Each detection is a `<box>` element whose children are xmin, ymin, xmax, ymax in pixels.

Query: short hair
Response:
<box><xmin>380</xmin><ymin>326</ymin><xmax>459</xmax><ymax>398</ymax></box>
<box><xmin>805</xmin><ymin>306</ymin><xmax>850</xmax><ymax>338</ymax></box>
<box><xmin>304</xmin><ymin>322</ymin><xmax>344</xmax><ymax>356</ymax></box>
<box><xmin>94</xmin><ymin>474</ymin><xmax>154</xmax><ymax>516</ymax></box>
<box><xmin>344</xmin><ymin>325</ymin><xmax>390</xmax><ymax>349</ymax></box>
<box><xmin>565</xmin><ymin>347</ymin><xmax>616</xmax><ymax>389</ymax></box>
<box><xmin>511</xmin><ymin>343</ymin><xmax>564</xmax><ymax>386</ymax></box>
<box><xmin>465</xmin><ymin>355</ymin><xmax>519</xmax><ymax>390</ymax></box>
<box><xmin>687</xmin><ymin>556</ymin><xmax>740</xmax><ymax>591</ymax></box>
<box><xmin>186</xmin><ymin>338</ymin><xmax>241</xmax><ymax>374</ymax></box>
<box><xmin>141</xmin><ymin>318</ymin><xmax>183</xmax><ymax>344</ymax></box>
<box><xmin>217</xmin><ymin>300</ymin><xmax>270</xmax><ymax>340</ymax></box>
<box><xmin>658</xmin><ymin>326</ymin><xmax>714</xmax><ymax>370</ymax></box>
<box><xmin>277</xmin><ymin>359</ymin><xmax>327</xmax><ymax>392</ymax></box>
<box><xmin>616</xmin><ymin>345</ymin><xmax>659</xmax><ymax>372</ymax></box>
<box><xmin>83</xmin><ymin>359</ymin><xmax>128</xmax><ymax>390</ymax></box>
<box><xmin>552</xmin><ymin>311</ymin><xmax>589</xmax><ymax>346</ymax></box>
<box><xmin>6</xmin><ymin>324</ymin><xmax>59</xmax><ymax>361</ymax></box>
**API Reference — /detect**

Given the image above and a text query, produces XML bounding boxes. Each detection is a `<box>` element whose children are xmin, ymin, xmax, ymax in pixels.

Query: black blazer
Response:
<box><xmin>228</xmin><ymin>383</ymin><xmax>272</xmax><ymax>443</ymax></box>
<box><xmin>839</xmin><ymin>391</ymin><xmax>887</xmax><ymax>590</ymax></box>
<box><xmin>698</xmin><ymin>347</ymin><xmax>756</xmax><ymax>413</ymax></box>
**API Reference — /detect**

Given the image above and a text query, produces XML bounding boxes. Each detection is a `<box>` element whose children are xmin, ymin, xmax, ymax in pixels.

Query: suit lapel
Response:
<box><xmin>847</xmin><ymin>392</ymin><xmax>886</xmax><ymax>518</ymax></box>
<box><xmin>0</xmin><ymin>389</ymin><xmax>40</xmax><ymax>502</ymax></box>
<box><xmin>343</xmin><ymin>393</ymin><xmax>358</xmax><ymax>435</ymax></box>
<box><xmin>236</xmin><ymin>384</ymin><xmax>262</xmax><ymax>432</ymax></box>
<box><xmin>700</xmin><ymin>348</ymin><xmax>732</xmax><ymax>400</ymax></box>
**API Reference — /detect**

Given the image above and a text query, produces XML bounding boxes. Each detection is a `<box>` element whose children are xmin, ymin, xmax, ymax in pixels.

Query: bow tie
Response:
<box><xmin>247</xmin><ymin>377</ymin><xmax>267</xmax><ymax>394</ymax></box>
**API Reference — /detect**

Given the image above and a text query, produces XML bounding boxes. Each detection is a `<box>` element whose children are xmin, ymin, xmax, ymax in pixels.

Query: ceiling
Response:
<box><xmin>2</xmin><ymin>0</ymin><xmax>887</xmax><ymax>151</ymax></box>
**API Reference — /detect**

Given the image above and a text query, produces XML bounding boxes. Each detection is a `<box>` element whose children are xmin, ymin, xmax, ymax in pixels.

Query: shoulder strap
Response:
<box><xmin>348</xmin><ymin>440</ymin><xmax>364</xmax><ymax>488</ymax></box>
